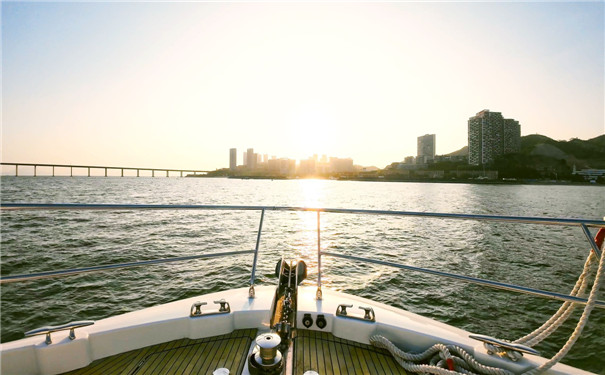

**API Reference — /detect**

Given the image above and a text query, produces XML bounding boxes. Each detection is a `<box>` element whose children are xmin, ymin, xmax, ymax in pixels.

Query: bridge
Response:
<box><xmin>1</xmin><ymin>163</ymin><xmax>210</xmax><ymax>177</ymax></box>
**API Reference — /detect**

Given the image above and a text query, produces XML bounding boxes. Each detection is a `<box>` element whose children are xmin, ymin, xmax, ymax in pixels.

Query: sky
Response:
<box><xmin>2</xmin><ymin>1</ymin><xmax>604</xmax><ymax>171</ymax></box>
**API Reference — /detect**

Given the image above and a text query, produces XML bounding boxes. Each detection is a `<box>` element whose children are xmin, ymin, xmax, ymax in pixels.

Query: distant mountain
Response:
<box><xmin>520</xmin><ymin>134</ymin><xmax>605</xmax><ymax>169</ymax></box>
<box><xmin>491</xmin><ymin>134</ymin><xmax>605</xmax><ymax>179</ymax></box>
<box><xmin>443</xmin><ymin>134</ymin><xmax>604</xmax><ymax>167</ymax></box>
<box><xmin>435</xmin><ymin>134</ymin><xmax>604</xmax><ymax>180</ymax></box>
<box><xmin>445</xmin><ymin>146</ymin><xmax>468</xmax><ymax>157</ymax></box>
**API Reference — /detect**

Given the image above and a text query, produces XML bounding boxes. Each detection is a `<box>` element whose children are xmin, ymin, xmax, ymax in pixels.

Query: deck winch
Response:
<box><xmin>248</xmin><ymin>259</ymin><xmax>307</xmax><ymax>374</ymax></box>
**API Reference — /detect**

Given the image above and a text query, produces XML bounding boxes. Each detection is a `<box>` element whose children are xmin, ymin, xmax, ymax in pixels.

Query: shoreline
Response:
<box><xmin>1</xmin><ymin>175</ymin><xmax>601</xmax><ymax>186</ymax></box>
<box><xmin>191</xmin><ymin>175</ymin><xmax>603</xmax><ymax>186</ymax></box>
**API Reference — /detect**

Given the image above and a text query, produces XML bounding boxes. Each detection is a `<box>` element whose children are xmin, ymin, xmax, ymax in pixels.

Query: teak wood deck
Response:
<box><xmin>62</xmin><ymin>329</ymin><xmax>257</xmax><ymax>375</ymax></box>
<box><xmin>62</xmin><ymin>328</ymin><xmax>407</xmax><ymax>374</ymax></box>
<box><xmin>293</xmin><ymin>330</ymin><xmax>407</xmax><ymax>375</ymax></box>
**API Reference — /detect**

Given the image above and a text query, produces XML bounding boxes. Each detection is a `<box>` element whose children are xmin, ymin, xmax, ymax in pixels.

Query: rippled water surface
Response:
<box><xmin>1</xmin><ymin>177</ymin><xmax>604</xmax><ymax>373</ymax></box>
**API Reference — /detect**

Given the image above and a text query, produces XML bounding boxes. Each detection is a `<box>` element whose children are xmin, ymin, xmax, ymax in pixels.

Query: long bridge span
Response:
<box><xmin>1</xmin><ymin>163</ymin><xmax>210</xmax><ymax>177</ymax></box>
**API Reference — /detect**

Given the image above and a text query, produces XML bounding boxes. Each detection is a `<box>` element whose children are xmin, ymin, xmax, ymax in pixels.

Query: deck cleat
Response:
<box><xmin>470</xmin><ymin>333</ymin><xmax>540</xmax><ymax>361</ymax></box>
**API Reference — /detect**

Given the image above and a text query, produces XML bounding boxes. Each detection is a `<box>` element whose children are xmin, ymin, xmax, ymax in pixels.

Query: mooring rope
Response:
<box><xmin>370</xmin><ymin>336</ymin><xmax>514</xmax><ymax>375</ymax></box>
<box><xmin>371</xmin><ymin>230</ymin><xmax>604</xmax><ymax>374</ymax></box>
<box><xmin>521</xmin><ymin>236</ymin><xmax>604</xmax><ymax>375</ymax></box>
<box><xmin>514</xmin><ymin>250</ymin><xmax>595</xmax><ymax>347</ymax></box>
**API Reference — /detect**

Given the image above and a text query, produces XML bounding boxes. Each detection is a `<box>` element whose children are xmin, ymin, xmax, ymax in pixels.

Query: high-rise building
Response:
<box><xmin>468</xmin><ymin>110</ymin><xmax>521</xmax><ymax>165</ymax></box>
<box><xmin>299</xmin><ymin>158</ymin><xmax>317</xmax><ymax>175</ymax></box>
<box><xmin>503</xmin><ymin>119</ymin><xmax>521</xmax><ymax>154</ymax></box>
<box><xmin>268</xmin><ymin>158</ymin><xmax>296</xmax><ymax>175</ymax></box>
<box><xmin>229</xmin><ymin>148</ymin><xmax>237</xmax><ymax>170</ymax></box>
<box><xmin>329</xmin><ymin>157</ymin><xmax>354</xmax><ymax>173</ymax></box>
<box><xmin>417</xmin><ymin>134</ymin><xmax>436</xmax><ymax>164</ymax></box>
<box><xmin>246</xmin><ymin>148</ymin><xmax>255</xmax><ymax>170</ymax></box>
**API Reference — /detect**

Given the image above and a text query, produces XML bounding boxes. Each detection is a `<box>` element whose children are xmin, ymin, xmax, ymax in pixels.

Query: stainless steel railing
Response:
<box><xmin>1</xmin><ymin>203</ymin><xmax>604</xmax><ymax>308</ymax></box>
<box><xmin>0</xmin><ymin>250</ymin><xmax>255</xmax><ymax>284</ymax></box>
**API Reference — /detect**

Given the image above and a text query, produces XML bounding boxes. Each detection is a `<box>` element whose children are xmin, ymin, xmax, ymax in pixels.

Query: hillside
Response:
<box><xmin>445</xmin><ymin>146</ymin><xmax>468</xmax><ymax>157</ymax></box>
<box><xmin>444</xmin><ymin>134</ymin><xmax>604</xmax><ymax>161</ymax></box>
<box><xmin>494</xmin><ymin>134</ymin><xmax>605</xmax><ymax>179</ymax></box>
<box><xmin>437</xmin><ymin>134</ymin><xmax>604</xmax><ymax>180</ymax></box>
<box><xmin>520</xmin><ymin>134</ymin><xmax>605</xmax><ymax>169</ymax></box>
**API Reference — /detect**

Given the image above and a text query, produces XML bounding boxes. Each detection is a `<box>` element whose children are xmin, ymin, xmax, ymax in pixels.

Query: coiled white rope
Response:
<box><xmin>371</xmin><ymin>235</ymin><xmax>604</xmax><ymax>375</ymax></box>
<box><xmin>370</xmin><ymin>336</ymin><xmax>514</xmax><ymax>375</ymax></box>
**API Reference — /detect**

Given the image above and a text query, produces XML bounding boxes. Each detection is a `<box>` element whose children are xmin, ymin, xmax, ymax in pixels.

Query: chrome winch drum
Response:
<box><xmin>248</xmin><ymin>333</ymin><xmax>283</xmax><ymax>374</ymax></box>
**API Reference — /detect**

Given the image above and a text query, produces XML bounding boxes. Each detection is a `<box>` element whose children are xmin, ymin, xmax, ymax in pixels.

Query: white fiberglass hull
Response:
<box><xmin>0</xmin><ymin>286</ymin><xmax>594</xmax><ymax>375</ymax></box>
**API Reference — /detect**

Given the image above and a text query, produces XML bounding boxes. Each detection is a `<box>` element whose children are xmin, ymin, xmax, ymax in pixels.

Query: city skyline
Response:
<box><xmin>228</xmin><ymin>147</ymin><xmax>355</xmax><ymax>174</ymax></box>
<box><xmin>2</xmin><ymin>2</ymin><xmax>603</xmax><ymax>172</ymax></box>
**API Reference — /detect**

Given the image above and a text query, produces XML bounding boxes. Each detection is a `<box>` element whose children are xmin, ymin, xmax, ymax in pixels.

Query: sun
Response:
<box><xmin>287</xmin><ymin>106</ymin><xmax>339</xmax><ymax>158</ymax></box>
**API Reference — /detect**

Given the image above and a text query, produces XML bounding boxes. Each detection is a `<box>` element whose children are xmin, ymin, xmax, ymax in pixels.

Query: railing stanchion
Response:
<box><xmin>581</xmin><ymin>224</ymin><xmax>602</xmax><ymax>258</ymax></box>
<box><xmin>249</xmin><ymin>209</ymin><xmax>265</xmax><ymax>298</ymax></box>
<box><xmin>316</xmin><ymin>211</ymin><xmax>322</xmax><ymax>300</ymax></box>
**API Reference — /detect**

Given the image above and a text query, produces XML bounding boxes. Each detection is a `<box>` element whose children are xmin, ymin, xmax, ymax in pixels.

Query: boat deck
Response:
<box><xmin>61</xmin><ymin>328</ymin><xmax>407</xmax><ymax>375</ymax></box>
<box><xmin>62</xmin><ymin>329</ymin><xmax>257</xmax><ymax>375</ymax></box>
<box><xmin>293</xmin><ymin>330</ymin><xmax>407</xmax><ymax>375</ymax></box>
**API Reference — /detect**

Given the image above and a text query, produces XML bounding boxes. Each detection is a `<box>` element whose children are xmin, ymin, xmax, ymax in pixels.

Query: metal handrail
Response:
<box><xmin>2</xmin><ymin>203</ymin><xmax>605</xmax><ymax>227</ymax></box>
<box><xmin>322</xmin><ymin>251</ymin><xmax>605</xmax><ymax>309</ymax></box>
<box><xmin>0</xmin><ymin>250</ymin><xmax>254</xmax><ymax>284</ymax></box>
<box><xmin>1</xmin><ymin>203</ymin><xmax>603</xmax><ymax>307</ymax></box>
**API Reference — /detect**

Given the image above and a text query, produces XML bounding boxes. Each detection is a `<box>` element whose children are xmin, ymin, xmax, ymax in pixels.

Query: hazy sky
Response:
<box><xmin>2</xmin><ymin>1</ymin><xmax>604</xmax><ymax>171</ymax></box>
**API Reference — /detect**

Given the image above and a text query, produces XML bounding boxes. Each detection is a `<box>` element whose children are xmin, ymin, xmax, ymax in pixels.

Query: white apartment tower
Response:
<box><xmin>417</xmin><ymin>134</ymin><xmax>436</xmax><ymax>164</ymax></box>
<box><xmin>468</xmin><ymin>110</ymin><xmax>521</xmax><ymax>165</ymax></box>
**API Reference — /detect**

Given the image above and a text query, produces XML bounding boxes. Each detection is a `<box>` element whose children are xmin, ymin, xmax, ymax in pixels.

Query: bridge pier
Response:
<box><xmin>1</xmin><ymin>163</ymin><xmax>208</xmax><ymax>178</ymax></box>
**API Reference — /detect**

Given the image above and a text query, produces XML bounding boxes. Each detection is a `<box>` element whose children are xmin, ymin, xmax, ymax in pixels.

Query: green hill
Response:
<box><xmin>444</xmin><ymin>146</ymin><xmax>468</xmax><ymax>157</ymax></box>
<box><xmin>520</xmin><ymin>134</ymin><xmax>605</xmax><ymax>168</ymax></box>
<box><xmin>495</xmin><ymin>134</ymin><xmax>605</xmax><ymax>179</ymax></box>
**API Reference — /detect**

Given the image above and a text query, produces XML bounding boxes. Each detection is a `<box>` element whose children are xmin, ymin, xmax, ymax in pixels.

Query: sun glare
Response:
<box><xmin>292</xmin><ymin>179</ymin><xmax>329</xmax><ymax>263</ymax></box>
<box><xmin>299</xmin><ymin>178</ymin><xmax>324</xmax><ymax>208</ymax></box>
<box><xmin>288</xmin><ymin>107</ymin><xmax>340</xmax><ymax>158</ymax></box>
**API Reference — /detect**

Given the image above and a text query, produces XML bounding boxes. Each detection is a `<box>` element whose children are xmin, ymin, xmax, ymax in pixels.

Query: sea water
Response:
<box><xmin>1</xmin><ymin>177</ymin><xmax>604</xmax><ymax>373</ymax></box>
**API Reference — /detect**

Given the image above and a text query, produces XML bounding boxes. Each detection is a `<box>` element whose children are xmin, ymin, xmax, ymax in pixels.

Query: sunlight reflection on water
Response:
<box><xmin>1</xmin><ymin>177</ymin><xmax>604</xmax><ymax>372</ymax></box>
